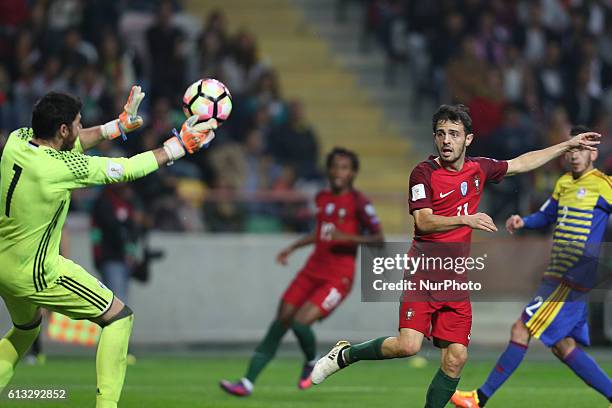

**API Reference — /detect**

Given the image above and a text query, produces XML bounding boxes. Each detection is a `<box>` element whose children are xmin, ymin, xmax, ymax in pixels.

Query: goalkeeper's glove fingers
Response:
<box><xmin>101</xmin><ymin>85</ymin><xmax>146</xmax><ymax>140</ymax></box>
<box><xmin>163</xmin><ymin>116</ymin><xmax>218</xmax><ymax>162</ymax></box>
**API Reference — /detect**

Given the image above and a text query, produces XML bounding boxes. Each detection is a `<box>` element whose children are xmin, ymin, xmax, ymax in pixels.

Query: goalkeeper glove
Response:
<box><xmin>163</xmin><ymin>116</ymin><xmax>217</xmax><ymax>162</ymax></box>
<box><xmin>100</xmin><ymin>85</ymin><xmax>145</xmax><ymax>140</ymax></box>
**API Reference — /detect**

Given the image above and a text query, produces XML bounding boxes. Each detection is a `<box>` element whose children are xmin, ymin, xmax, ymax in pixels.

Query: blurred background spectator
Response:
<box><xmin>91</xmin><ymin>184</ymin><xmax>145</xmax><ymax>302</ymax></box>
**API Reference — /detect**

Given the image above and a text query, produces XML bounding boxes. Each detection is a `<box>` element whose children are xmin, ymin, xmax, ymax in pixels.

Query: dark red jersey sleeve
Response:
<box><xmin>355</xmin><ymin>193</ymin><xmax>382</xmax><ymax>234</ymax></box>
<box><xmin>473</xmin><ymin>157</ymin><xmax>508</xmax><ymax>184</ymax></box>
<box><xmin>408</xmin><ymin>164</ymin><xmax>433</xmax><ymax>213</ymax></box>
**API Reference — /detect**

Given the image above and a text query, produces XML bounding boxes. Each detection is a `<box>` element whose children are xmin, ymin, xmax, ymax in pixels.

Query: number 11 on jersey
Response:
<box><xmin>456</xmin><ymin>203</ymin><xmax>468</xmax><ymax>216</ymax></box>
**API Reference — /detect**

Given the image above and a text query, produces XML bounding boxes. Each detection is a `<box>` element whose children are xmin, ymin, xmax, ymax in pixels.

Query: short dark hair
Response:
<box><xmin>32</xmin><ymin>92</ymin><xmax>82</xmax><ymax>140</ymax></box>
<box><xmin>432</xmin><ymin>104</ymin><xmax>473</xmax><ymax>134</ymax></box>
<box><xmin>570</xmin><ymin>125</ymin><xmax>590</xmax><ymax>136</ymax></box>
<box><xmin>326</xmin><ymin>147</ymin><xmax>359</xmax><ymax>172</ymax></box>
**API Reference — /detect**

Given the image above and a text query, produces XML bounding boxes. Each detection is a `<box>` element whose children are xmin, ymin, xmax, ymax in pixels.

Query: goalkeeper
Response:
<box><xmin>0</xmin><ymin>87</ymin><xmax>215</xmax><ymax>408</ymax></box>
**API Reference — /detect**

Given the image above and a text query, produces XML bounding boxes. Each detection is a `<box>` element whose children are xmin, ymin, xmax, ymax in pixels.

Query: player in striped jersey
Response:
<box><xmin>0</xmin><ymin>89</ymin><xmax>216</xmax><ymax>408</ymax></box>
<box><xmin>453</xmin><ymin>126</ymin><xmax>612</xmax><ymax>408</ymax></box>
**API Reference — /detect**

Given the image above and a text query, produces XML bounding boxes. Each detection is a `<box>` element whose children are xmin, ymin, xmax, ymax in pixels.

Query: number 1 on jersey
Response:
<box><xmin>5</xmin><ymin>164</ymin><xmax>23</xmax><ymax>217</ymax></box>
<box><xmin>456</xmin><ymin>203</ymin><xmax>468</xmax><ymax>216</ymax></box>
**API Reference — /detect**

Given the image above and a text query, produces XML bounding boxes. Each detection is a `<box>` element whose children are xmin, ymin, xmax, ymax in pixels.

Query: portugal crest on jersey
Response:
<box><xmin>473</xmin><ymin>174</ymin><xmax>481</xmax><ymax>193</ymax></box>
<box><xmin>460</xmin><ymin>181</ymin><xmax>468</xmax><ymax>197</ymax></box>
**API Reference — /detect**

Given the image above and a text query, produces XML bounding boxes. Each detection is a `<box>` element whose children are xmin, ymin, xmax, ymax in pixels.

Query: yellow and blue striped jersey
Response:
<box><xmin>523</xmin><ymin>169</ymin><xmax>611</xmax><ymax>290</ymax></box>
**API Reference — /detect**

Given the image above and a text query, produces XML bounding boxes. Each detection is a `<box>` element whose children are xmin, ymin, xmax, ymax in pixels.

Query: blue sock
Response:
<box><xmin>479</xmin><ymin>341</ymin><xmax>528</xmax><ymax>401</ymax></box>
<box><xmin>562</xmin><ymin>347</ymin><xmax>612</xmax><ymax>401</ymax></box>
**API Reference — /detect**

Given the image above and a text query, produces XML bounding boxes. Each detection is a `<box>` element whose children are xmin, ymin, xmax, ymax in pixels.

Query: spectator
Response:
<box><xmin>91</xmin><ymin>184</ymin><xmax>143</xmax><ymax>303</ymax></box>
<box><xmin>199</xmin><ymin>29</ymin><xmax>227</xmax><ymax>78</ymax></box>
<box><xmin>80</xmin><ymin>0</ymin><xmax>121</xmax><ymax>45</ymax></box>
<box><xmin>32</xmin><ymin>55</ymin><xmax>67</xmax><ymax>99</ymax></box>
<box><xmin>146</xmin><ymin>0</ymin><xmax>186</xmax><ymax>102</ymax></box>
<box><xmin>501</xmin><ymin>44</ymin><xmax>532</xmax><ymax>105</ymax></box>
<box><xmin>76</xmin><ymin>64</ymin><xmax>112</xmax><ymax>127</ymax></box>
<box><xmin>446</xmin><ymin>35</ymin><xmax>490</xmax><ymax>104</ymax></box>
<box><xmin>540</xmin><ymin>0</ymin><xmax>570</xmax><ymax>34</ymax></box>
<box><xmin>209</xmin><ymin>141</ymin><xmax>247</xmax><ymax>191</ymax></box>
<box><xmin>565</xmin><ymin>63</ymin><xmax>603</xmax><ymax>126</ymax></box>
<box><xmin>46</xmin><ymin>0</ymin><xmax>83</xmax><ymax>53</ymax></box>
<box><xmin>12</xmin><ymin>62</ymin><xmax>36</xmax><ymax>127</ymax></box>
<box><xmin>430</xmin><ymin>11</ymin><xmax>465</xmax><ymax>104</ymax></box>
<box><xmin>9</xmin><ymin>30</ymin><xmax>41</xmax><ymax>80</ymax></box>
<box><xmin>578</xmin><ymin>36</ymin><xmax>611</xmax><ymax>100</ymax></box>
<box><xmin>535</xmin><ymin>40</ymin><xmax>566</xmax><ymax>114</ymax></box>
<box><xmin>198</xmin><ymin>9</ymin><xmax>229</xmax><ymax>78</ymax></box>
<box><xmin>0</xmin><ymin>65</ymin><xmax>12</xmax><ymax>134</ymax></box>
<box><xmin>221</xmin><ymin>30</ymin><xmax>266</xmax><ymax>96</ymax></box>
<box><xmin>243</xmin><ymin>128</ymin><xmax>282</xmax><ymax>193</ymax></box>
<box><xmin>468</xmin><ymin>68</ymin><xmax>506</xmax><ymax>152</ymax></box>
<box><xmin>246</xmin><ymin>69</ymin><xmax>287</xmax><ymax>126</ymax></box>
<box><xmin>473</xmin><ymin>9</ymin><xmax>506</xmax><ymax>66</ymax></box>
<box><xmin>517</xmin><ymin>1</ymin><xmax>549</xmax><ymax>65</ymax></box>
<box><xmin>492</xmin><ymin>104</ymin><xmax>539</xmax><ymax>159</ymax></box>
<box><xmin>560</xmin><ymin>7</ymin><xmax>589</xmax><ymax>63</ymax></box>
<box><xmin>99</xmin><ymin>30</ymin><xmax>139</xmax><ymax>98</ymax></box>
<box><xmin>61</xmin><ymin>27</ymin><xmax>98</xmax><ymax>73</ymax></box>
<box><xmin>202</xmin><ymin>176</ymin><xmax>246</xmax><ymax>232</ymax></box>
<box><xmin>268</xmin><ymin>100</ymin><xmax>320</xmax><ymax>181</ymax></box>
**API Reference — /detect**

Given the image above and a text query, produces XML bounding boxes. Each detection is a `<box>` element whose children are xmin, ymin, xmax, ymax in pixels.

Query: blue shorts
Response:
<box><xmin>521</xmin><ymin>280</ymin><xmax>590</xmax><ymax>347</ymax></box>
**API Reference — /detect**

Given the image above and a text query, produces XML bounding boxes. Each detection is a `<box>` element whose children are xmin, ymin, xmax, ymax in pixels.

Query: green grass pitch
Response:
<box><xmin>2</xmin><ymin>354</ymin><xmax>610</xmax><ymax>407</ymax></box>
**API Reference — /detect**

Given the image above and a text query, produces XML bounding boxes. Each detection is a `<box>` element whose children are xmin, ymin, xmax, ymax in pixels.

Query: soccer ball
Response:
<box><xmin>182</xmin><ymin>78</ymin><xmax>232</xmax><ymax>126</ymax></box>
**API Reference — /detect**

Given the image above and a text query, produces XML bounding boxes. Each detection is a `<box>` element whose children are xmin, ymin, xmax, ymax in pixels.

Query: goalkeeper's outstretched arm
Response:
<box><xmin>79</xmin><ymin>86</ymin><xmax>146</xmax><ymax>151</ymax></box>
<box><xmin>56</xmin><ymin>116</ymin><xmax>216</xmax><ymax>190</ymax></box>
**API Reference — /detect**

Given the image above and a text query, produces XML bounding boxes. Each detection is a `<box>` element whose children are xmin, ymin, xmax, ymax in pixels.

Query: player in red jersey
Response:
<box><xmin>311</xmin><ymin>105</ymin><xmax>601</xmax><ymax>408</ymax></box>
<box><xmin>220</xmin><ymin>147</ymin><xmax>383</xmax><ymax>396</ymax></box>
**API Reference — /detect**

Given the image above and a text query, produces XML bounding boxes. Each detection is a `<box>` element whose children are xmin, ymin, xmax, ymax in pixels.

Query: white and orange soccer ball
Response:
<box><xmin>182</xmin><ymin>78</ymin><xmax>232</xmax><ymax>126</ymax></box>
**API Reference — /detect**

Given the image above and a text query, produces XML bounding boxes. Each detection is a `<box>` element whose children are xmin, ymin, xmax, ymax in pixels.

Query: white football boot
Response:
<box><xmin>311</xmin><ymin>340</ymin><xmax>351</xmax><ymax>385</ymax></box>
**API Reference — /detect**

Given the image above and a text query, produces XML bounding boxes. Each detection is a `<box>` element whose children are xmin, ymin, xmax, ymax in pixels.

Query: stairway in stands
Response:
<box><xmin>186</xmin><ymin>0</ymin><xmax>424</xmax><ymax>234</ymax></box>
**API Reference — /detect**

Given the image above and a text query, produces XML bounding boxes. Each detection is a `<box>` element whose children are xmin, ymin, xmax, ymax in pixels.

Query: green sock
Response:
<box><xmin>425</xmin><ymin>368</ymin><xmax>460</xmax><ymax>408</ymax></box>
<box><xmin>345</xmin><ymin>337</ymin><xmax>388</xmax><ymax>364</ymax></box>
<box><xmin>0</xmin><ymin>326</ymin><xmax>41</xmax><ymax>389</ymax></box>
<box><xmin>96</xmin><ymin>314</ymin><xmax>133</xmax><ymax>408</ymax></box>
<box><xmin>245</xmin><ymin>320</ymin><xmax>288</xmax><ymax>383</ymax></box>
<box><xmin>292</xmin><ymin>323</ymin><xmax>316</xmax><ymax>362</ymax></box>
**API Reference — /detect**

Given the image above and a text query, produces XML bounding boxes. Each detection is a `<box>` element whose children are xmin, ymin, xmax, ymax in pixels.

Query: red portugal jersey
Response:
<box><xmin>408</xmin><ymin>156</ymin><xmax>508</xmax><ymax>242</ymax></box>
<box><xmin>303</xmin><ymin>189</ymin><xmax>381</xmax><ymax>280</ymax></box>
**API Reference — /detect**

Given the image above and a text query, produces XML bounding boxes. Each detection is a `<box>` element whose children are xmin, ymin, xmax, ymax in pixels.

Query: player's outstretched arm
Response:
<box><xmin>79</xmin><ymin>86</ymin><xmax>146</xmax><ymax>151</ymax></box>
<box><xmin>506</xmin><ymin>131</ymin><xmax>601</xmax><ymax>176</ymax></box>
<box><xmin>277</xmin><ymin>231</ymin><xmax>317</xmax><ymax>265</ymax></box>
<box><xmin>413</xmin><ymin>208</ymin><xmax>498</xmax><ymax>233</ymax></box>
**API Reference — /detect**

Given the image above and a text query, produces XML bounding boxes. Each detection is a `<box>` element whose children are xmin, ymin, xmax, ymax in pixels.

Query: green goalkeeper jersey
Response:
<box><xmin>0</xmin><ymin>127</ymin><xmax>159</xmax><ymax>297</ymax></box>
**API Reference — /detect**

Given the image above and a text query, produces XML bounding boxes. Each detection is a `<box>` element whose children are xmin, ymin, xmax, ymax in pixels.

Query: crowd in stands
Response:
<box><xmin>0</xmin><ymin>0</ymin><xmax>321</xmax><ymax>232</ymax></box>
<box><xmin>357</xmin><ymin>0</ymin><xmax>612</xmax><ymax>218</ymax></box>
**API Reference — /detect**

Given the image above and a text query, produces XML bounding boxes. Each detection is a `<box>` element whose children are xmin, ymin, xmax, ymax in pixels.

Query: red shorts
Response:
<box><xmin>282</xmin><ymin>271</ymin><xmax>352</xmax><ymax>318</ymax></box>
<box><xmin>399</xmin><ymin>300</ymin><xmax>472</xmax><ymax>347</ymax></box>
